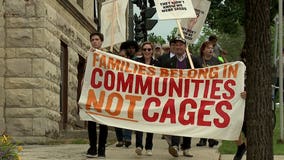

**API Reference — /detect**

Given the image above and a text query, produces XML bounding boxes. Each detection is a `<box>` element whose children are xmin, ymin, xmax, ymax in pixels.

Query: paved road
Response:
<box><xmin>21</xmin><ymin>134</ymin><xmax>284</xmax><ymax>160</ymax></box>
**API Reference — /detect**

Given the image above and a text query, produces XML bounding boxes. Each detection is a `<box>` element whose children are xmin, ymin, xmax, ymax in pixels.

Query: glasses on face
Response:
<box><xmin>143</xmin><ymin>48</ymin><xmax>152</xmax><ymax>51</ymax></box>
<box><xmin>206</xmin><ymin>46</ymin><xmax>213</xmax><ymax>50</ymax></box>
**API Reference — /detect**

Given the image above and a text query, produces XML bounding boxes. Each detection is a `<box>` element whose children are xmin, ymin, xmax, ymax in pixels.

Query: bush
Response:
<box><xmin>0</xmin><ymin>134</ymin><xmax>23</xmax><ymax>160</ymax></box>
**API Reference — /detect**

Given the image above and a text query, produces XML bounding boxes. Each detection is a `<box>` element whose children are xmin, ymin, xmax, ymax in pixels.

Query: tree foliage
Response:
<box><xmin>164</xmin><ymin>0</ymin><xmax>278</xmax><ymax>62</ymax></box>
<box><xmin>206</xmin><ymin>0</ymin><xmax>278</xmax><ymax>34</ymax></box>
<box><xmin>188</xmin><ymin>24</ymin><xmax>245</xmax><ymax>61</ymax></box>
<box><xmin>166</xmin><ymin>27</ymin><xmax>178</xmax><ymax>42</ymax></box>
<box><xmin>147</xmin><ymin>33</ymin><xmax>166</xmax><ymax>45</ymax></box>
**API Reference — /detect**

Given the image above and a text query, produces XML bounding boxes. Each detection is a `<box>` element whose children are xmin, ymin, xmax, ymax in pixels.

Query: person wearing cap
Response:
<box><xmin>208</xmin><ymin>35</ymin><xmax>228</xmax><ymax>63</ymax></box>
<box><xmin>157</xmin><ymin>39</ymin><xmax>176</xmax><ymax>67</ymax></box>
<box><xmin>160</xmin><ymin>36</ymin><xmax>200</xmax><ymax>158</ymax></box>
<box><xmin>154</xmin><ymin>44</ymin><xmax>163</xmax><ymax>59</ymax></box>
<box><xmin>162</xmin><ymin>43</ymin><xmax>170</xmax><ymax>54</ymax></box>
<box><xmin>156</xmin><ymin>40</ymin><xmax>176</xmax><ymax>143</ymax></box>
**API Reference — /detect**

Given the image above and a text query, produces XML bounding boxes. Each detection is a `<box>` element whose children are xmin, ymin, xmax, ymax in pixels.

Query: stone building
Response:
<box><xmin>0</xmin><ymin>0</ymin><xmax>109</xmax><ymax>143</ymax></box>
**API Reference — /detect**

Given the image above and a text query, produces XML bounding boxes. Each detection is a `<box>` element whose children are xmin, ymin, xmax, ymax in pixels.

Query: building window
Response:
<box><xmin>77</xmin><ymin>0</ymin><xmax>83</xmax><ymax>9</ymax></box>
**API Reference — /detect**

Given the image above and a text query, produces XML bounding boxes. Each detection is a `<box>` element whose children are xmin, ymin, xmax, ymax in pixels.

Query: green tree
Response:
<box><xmin>147</xmin><ymin>33</ymin><xmax>166</xmax><ymax>45</ymax></box>
<box><xmin>166</xmin><ymin>27</ymin><xmax>178</xmax><ymax>42</ymax></box>
<box><xmin>183</xmin><ymin>1</ymin><xmax>276</xmax><ymax>159</ymax></box>
<box><xmin>190</xmin><ymin>24</ymin><xmax>245</xmax><ymax>61</ymax></box>
<box><xmin>206</xmin><ymin>0</ymin><xmax>278</xmax><ymax>34</ymax></box>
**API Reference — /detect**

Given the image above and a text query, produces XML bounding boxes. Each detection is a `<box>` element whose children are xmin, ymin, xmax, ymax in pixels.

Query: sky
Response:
<box><xmin>134</xmin><ymin>5</ymin><xmax>176</xmax><ymax>40</ymax></box>
<box><xmin>149</xmin><ymin>14</ymin><xmax>176</xmax><ymax>40</ymax></box>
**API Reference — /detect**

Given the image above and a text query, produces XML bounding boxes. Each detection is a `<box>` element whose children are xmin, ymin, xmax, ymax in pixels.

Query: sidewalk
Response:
<box><xmin>21</xmin><ymin>134</ymin><xmax>220</xmax><ymax>160</ymax></box>
<box><xmin>20</xmin><ymin>134</ymin><xmax>284</xmax><ymax>160</ymax></box>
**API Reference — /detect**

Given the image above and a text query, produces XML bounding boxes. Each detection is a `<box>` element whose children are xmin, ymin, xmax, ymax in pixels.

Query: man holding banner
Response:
<box><xmin>160</xmin><ymin>37</ymin><xmax>200</xmax><ymax>157</ymax></box>
<box><xmin>85</xmin><ymin>32</ymin><xmax>108</xmax><ymax>158</ymax></box>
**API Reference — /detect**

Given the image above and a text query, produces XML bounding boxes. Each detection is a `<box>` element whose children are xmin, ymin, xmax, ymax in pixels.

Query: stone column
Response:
<box><xmin>4</xmin><ymin>0</ymin><xmax>61</xmax><ymax>143</ymax></box>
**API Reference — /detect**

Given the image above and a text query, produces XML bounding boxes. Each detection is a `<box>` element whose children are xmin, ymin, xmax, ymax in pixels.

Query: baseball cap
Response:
<box><xmin>155</xmin><ymin>44</ymin><xmax>161</xmax><ymax>49</ymax></box>
<box><xmin>173</xmin><ymin>37</ymin><xmax>186</xmax><ymax>44</ymax></box>
<box><xmin>162</xmin><ymin>44</ymin><xmax>170</xmax><ymax>49</ymax></box>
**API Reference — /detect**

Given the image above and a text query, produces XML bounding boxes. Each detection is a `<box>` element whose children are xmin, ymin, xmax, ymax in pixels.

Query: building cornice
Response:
<box><xmin>57</xmin><ymin>0</ymin><xmax>98</xmax><ymax>33</ymax></box>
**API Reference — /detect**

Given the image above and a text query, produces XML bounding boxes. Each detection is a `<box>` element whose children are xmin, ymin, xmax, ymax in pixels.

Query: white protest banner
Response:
<box><xmin>79</xmin><ymin>49</ymin><xmax>246</xmax><ymax>140</ymax></box>
<box><xmin>180</xmin><ymin>0</ymin><xmax>211</xmax><ymax>43</ymax></box>
<box><xmin>154</xmin><ymin>0</ymin><xmax>196</xmax><ymax>20</ymax></box>
<box><xmin>100</xmin><ymin>0</ymin><xmax>128</xmax><ymax>49</ymax></box>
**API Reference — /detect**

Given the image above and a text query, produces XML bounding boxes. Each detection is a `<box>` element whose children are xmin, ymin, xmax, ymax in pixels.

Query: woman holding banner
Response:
<box><xmin>134</xmin><ymin>42</ymin><xmax>158</xmax><ymax>156</ymax></box>
<box><xmin>195</xmin><ymin>41</ymin><xmax>222</xmax><ymax>147</ymax></box>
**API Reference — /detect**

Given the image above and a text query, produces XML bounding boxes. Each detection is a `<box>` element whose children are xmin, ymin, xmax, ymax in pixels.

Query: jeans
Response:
<box><xmin>115</xmin><ymin>128</ymin><xmax>132</xmax><ymax>141</ymax></box>
<box><xmin>171</xmin><ymin>136</ymin><xmax>191</xmax><ymax>150</ymax></box>
<box><xmin>135</xmin><ymin>131</ymin><xmax>153</xmax><ymax>150</ymax></box>
<box><xmin>88</xmin><ymin>121</ymin><xmax>108</xmax><ymax>155</ymax></box>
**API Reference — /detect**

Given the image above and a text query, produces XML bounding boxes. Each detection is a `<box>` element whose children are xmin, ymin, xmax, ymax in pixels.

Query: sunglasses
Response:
<box><xmin>143</xmin><ymin>48</ymin><xmax>152</xmax><ymax>51</ymax></box>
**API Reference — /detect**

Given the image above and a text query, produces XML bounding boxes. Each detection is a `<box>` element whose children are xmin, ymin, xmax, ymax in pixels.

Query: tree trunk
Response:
<box><xmin>245</xmin><ymin>0</ymin><xmax>273</xmax><ymax>159</ymax></box>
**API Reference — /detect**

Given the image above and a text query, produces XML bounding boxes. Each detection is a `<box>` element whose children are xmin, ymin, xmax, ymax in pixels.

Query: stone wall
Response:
<box><xmin>2</xmin><ymin>0</ymin><xmax>96</xmax><ymax>143</ymax></box>
<box><xmin>0</xmin><ymin>0</ymin><xmax>5</xmax><ymax>133</ymax></box>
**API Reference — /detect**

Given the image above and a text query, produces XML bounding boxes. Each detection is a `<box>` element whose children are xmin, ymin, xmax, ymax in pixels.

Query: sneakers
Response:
<box><xmin>135</xmin><ymin>147</ymin><xmax>142</xmax><ymax>156</ymax></box>
<box><xmin>124</xmin><ymin>140</ymin><xmax>132</xmax><ymax>148</ymax></box>
<box><xmin>97</xmin><ymin>155</ymin><xmax>106</xmax><ymax>159</ymax></box>
<box><xmin>168</xmin><ymin>146</ymin><xmax>179</xmax><ymax>157</ymax></box>
<box><xmin>86</xmin><ymin>147</ymin><xmax>97</xmax><ymax>158</ymax></box>
<box><xmin>98</xmin><ymin>152</ymin><xmax>106</xmax><ymax>159</ymax></box>
<box><xmin>233</xmin><ymin>143</ymin><xmax>246</xmax><ymax>160</ymax></box>
<box><xmin>145</xmin><ymin>150</ymin><xmax>152</xmax><ymax>156</ymax></box>
<box><xmin>196</xmin><ymin>139</ymin><xmax>207</xmax><ymax>146</ymax></box>
<box><xmin>98</xmin><ymin>147</ymin><xmax>106</xmax><ymax>159</ymax></box>
<box><xmin>183</xmin><ymin>149</ymin><xmax>193</xmax><ymax>157</ymax></box>
<box><xmin>208</xmin><ymin>139</ymin><xmax>219</xmax><ymax>148</ymax></box>
<box><xmin>97</xmin><ymin>153</ymin><xmax>105</xmax><ymax>159</ymax></box>
<box><xmin>115</xmin><ymin>141</ymin><xmax>124</xmax><ymax>147</ymax></box>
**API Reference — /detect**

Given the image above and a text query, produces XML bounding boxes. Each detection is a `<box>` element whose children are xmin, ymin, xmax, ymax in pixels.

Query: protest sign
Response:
<box><xmin>154</xmin><ymin>0</ymin><xmax>196</xmax><ymax>20</ymax></box>
<box><xmin>79</xmin><ymin>50</ymin><xmax>246</xmax><ymax>140</ymax></box>
<box><xmin>180</xmin><ymin>0</ymin><xmax>211</xmax><ymax>43</ymax></box>
<box><xmin>100</xmin><ymin>0</ymin><xmax>128</xmax><ymax>49</ymax></box>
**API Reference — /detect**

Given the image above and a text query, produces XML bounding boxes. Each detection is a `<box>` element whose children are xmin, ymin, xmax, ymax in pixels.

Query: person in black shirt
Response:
<box><xmin>195</xmin><ymin>41</ymin><xmax>222</xmax><ymax>148</ymax></box>
<box><xmin>134</xmin><ymin>42</ymin><xmax>158</xmax><ymax>156</ymax></box>
<box><xmin>85</xmin><ymin>32</ymin><xmax>108</xmax><ymax>158</ymax></box>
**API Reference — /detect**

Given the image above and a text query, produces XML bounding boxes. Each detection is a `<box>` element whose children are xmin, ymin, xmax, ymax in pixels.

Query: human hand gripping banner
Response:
<box><xmin>78</xmin><ymin>50</ymin><xmax>246</xmax><ymax>140</ymax></box>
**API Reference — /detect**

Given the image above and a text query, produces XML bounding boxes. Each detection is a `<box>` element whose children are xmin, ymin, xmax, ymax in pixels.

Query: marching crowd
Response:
<box><xmin>83</xmin><ymin>32</ymin><xmax>246</xmax><ymax>160</ymax></box>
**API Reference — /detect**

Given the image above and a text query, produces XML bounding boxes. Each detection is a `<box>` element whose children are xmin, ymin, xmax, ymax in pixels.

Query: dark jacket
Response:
<box><xmin>157</xmin><ymin>53</ymin><xmax>172</xmax><ymax>67</ymax></box>
<box><xmin>135</xmin><ymin>57</ymin><xmax>159</xmax><ymax>66</ymax></box>
<box><xmin>166</xmin><ymin>55</ymin><xmax>201</xmax><ymax>69</ymax></box>
<box><xmin>196</xmin><ymin>56</ymin><xmax>222</xmax><ymax>68</ymax></box>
